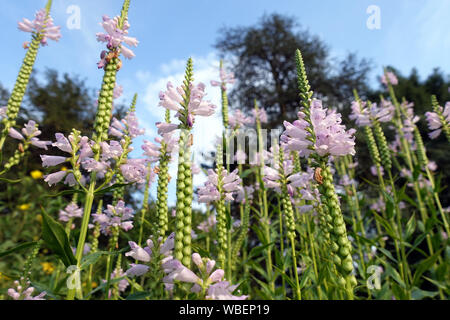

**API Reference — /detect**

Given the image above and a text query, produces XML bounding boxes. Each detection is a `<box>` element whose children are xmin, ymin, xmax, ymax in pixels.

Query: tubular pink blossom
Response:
<box><xmin>40</xmin><ymin>155</ymin><xmax>67</xmax><ymax>167</ymax></box>
<box><xmin>9</xmin><ymin>128</ymin><xmax>24</xmax><ymax>140</ymax></box>
<box><xmin>44</xmin><ymin>171</ymin><xmax>67</xmax><ymax>186</ymax></box>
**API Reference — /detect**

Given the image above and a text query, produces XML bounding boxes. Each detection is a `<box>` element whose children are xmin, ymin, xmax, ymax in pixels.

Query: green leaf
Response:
<box><xmin>385</xmin><ymin>264</ymin><xmax>406</xmax><ymax>288</ymax></box>
<box><xmin>85</xmin><ymin>276</ymin><xmax>126</xmax><ymax>298</ymax></box>
<box><xmin>247</xmin><ymin>242</ymin><xmax>274</xmax><ymax>260</ymax></box>
<box><xmin>0</xmin><ymin>241</ymin><xmax>37</xmax><ymax>258</ymax></box>
<box><xmin>411</xmin><ymin>288</ymin><xmax>439</xmax><ymax>300</ymax></box>
<box><xmin>240</xmin><ymin>168</ymin><xmax>256</xmax><ymax>179</ymax></box>
<box><xmin>191</xmin><ymin>245</ymin><xmax>211</xmax><ymax>259</ymax></box>
<box><xmin>412</xmin><ymin>250</ymin><xmax>442</xmax><ymax>286</ymax></box>
<box><xmin>378</xmin><ymin>247</ymin><xmax>398</xmax><ymax>264</ymax></box>
<box><xmin>80</xmin><ymin>251</ymin><xmax>110</xmax><ymax>270</ymax></box>
<box><xmin>404</xmin><ymin>215</ymin><xmax>416</xmax><ymax>240</ymax></box>
<box><xmin>40</xmin><ymin>206</ymin><xmax>76</xmax><ymax>267</ymax></box>
<box><xmin>273</xmin><ymin>266</ymin><xmax>296</xmax><ymax>290</ymax></box>
<box><xmin>45</xmin><ymin>189</ymin><xmax>84</xmax><ymax>198</ymax></box>
<box><xmin>372</xmin><ymin>212</ymin><xmax>397</xmax><ymax>240</ymax></box>
<box><xmin>0</xmin><ymin>177</ymin><xmax>21</xmax><ymax>183</ymax></box>
<box><xmin>126</xmin><ymin>291</ymin><xmax>151</xmax><ymax>300</ymax></box>
<box><xmin>30</xmin><ymin>281</ymin><xmax>60</xmax><ymax>300</ymax></box>
<box><xmin>95</xmin><ymin>183</ymin><xmax>130</xmax><ymax>195</ymax></box>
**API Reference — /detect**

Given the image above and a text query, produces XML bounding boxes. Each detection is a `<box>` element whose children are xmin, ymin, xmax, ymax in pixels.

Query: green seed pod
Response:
<box><xmin>413</xmin><ymin>127</ymin><xmax>428</xmax><ymax>168</ymax></box>
<box><xmin>21</xmin><ymin>240</ymin><xmax>43</xmax><ymax>282</ymax></box>
<box><xmin>364</xmin><ymin>126</ymin><xmax>381</xmax><ymax>166</ymax></box>
<box><xmin>318</xmin><ymin>163</ymin><xmax>355</xmax><ymax>284</ymax></box>
<box><xmin>278</xmin><ymin>148</ymin><xmax>297</xmax><ymax>240</ymax></box>
<box><xmin>372</xmin><ymin>119</ymin><xmax>392</xmax><ymax>170</ymax></box>
<box><xmin>174</xmin><ymin>60</ymin><xmax>195</xmax><ymax>267</ymax></box>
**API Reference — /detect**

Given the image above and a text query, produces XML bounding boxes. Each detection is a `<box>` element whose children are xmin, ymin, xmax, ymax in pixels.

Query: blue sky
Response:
<box><xmin>1</xmin><ymin>0</ymin><xmax>449</xmax><ymax>205</ymax></box>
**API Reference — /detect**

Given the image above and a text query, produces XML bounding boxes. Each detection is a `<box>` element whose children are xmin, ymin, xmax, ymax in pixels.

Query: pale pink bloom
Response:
<box><xmin>251</xmin><ymin>107</ymin><xmax>268</xmax><ymax>124</ymax></box>
<box><xmin>210</xmin><ymin>65</ymin><xmax>235</xmax><ymax>91</ymax></box>
<box><xmin>53</xmin><ymin>133</ymin><xmax>73</xmax><ymax>153</ymax></box>
<box><xmin>40</xmin><ymin>155</ymin><xmax>67</xmax><ymax>167</ymax></box>
<box><xmin>282</xmin><ymin>100</ymin><xmax>355</xmax><ymax>157</ymax></box>
<box><xmin>121</xmin><ymin>158</ymin><xmax>148</xmax><ymax>184</ymax></box>
<box><xmin>31</xmin><ymin>138</ymin><xmax>51</xmax><ymax>150</ymax></box>
<box><xmin>381</xmin><ymin>71</ymin><xmax>398</xmax><ymax>86</ymax></box>
<box><xmin>156</xmin><ymin>122</ymin><xmax>178</xmax><ymax>135</ymax></box>
<box><xmin>192</xmin><ymin>253</ymin><xmax>203</xmax><ymax>268</ymax></box>
<box><xmin>44</xmin><ymin>171</ymin><xmax>67</xmax><ymax>186</ymax></box>
<box><xmin>126</xmin><ymin>264</ymin><xmax>149</xmax><ymax>277</ymax></box>
<box><xmin>0</xmin><ymin>107</ymin><xmax>7</xmax><ymax>118</ymax></box>
<box><xmin>198</xmin><ymin>169</ymin><xmax>241</xmax><ymax>203</ymax></box>
<box><xmin>370</xmin><ymin>165</ymin><xmax>383</xmax><ymax>176</ymax></box>
<box><xmin>197</xmin><ymin>215</ymin><xmax>217</xmax><ymax>233</ymax></box>
<box><xmin>234</xmin><ymin>150</ymin><xmax>247</xmax><ymax>164</ymax></box>
<box><xmin>8</xmin><ymin>128</ymin><xmax>24</xmax><ymax>140</ymax></box>
<box><xmin>18</xmin><ymin>9</ymin><xmax>61</xmax><ymax>45</ymax></box>
<box><xmin>96</xmin><ymin>15</ymin><xmax>138</xmax><ymax>60</ymax></box>
<box><xmin>21</xmin><ymin>120</ymin><xmax>41</xmax><ymax>137</ymax></box>
<box><xmin>59</xmin><ymin>202</ymin><xmax>83</xmax><ymax>222</ymax></box>
<box><xmin>206</xmin><ymin>281</ymin><xmax>248</xmax><ymax>300</ymax></box>
<box><xmin>8</xmin><ymin>281</ymin><xmax>46</xmax><ymax>300</ymax></box>
<box><xmin>125</xmin><ymin>241</ymin><xmax>151</xmax><ymax>262</ymax></box>
<box><xmin>229</xmin><ymin>110</ymin><xmax>252</xmax><ymax>129</ymax></box>
<box><xmin>191</xmin><ymin>163</ymin><xmax>201</xmax><ymax>175</ymax></box>
<box><xmin>92</xmin><ymin>200</ymin><xmax>134</xmax><ymax>235</ymax></box>
<box><xmin>425</xmin><ymin>102</ymin><xmax>450</xmax><ymax>139</ymax></box>
<box><xmin>349</xmin><ymin>100</ymin><xmax>371</xmax><ymax>127</ymax></box>
<box><xmin>427</xmin><ymin>161</ymin><xmax>437</xmax><ymax>171</ymax></box>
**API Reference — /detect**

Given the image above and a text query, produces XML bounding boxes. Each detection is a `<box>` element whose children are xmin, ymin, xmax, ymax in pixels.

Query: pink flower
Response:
<box><xmin>59</xmin><ymin>203</ymin><xmax>83</xmax><ymax>222</ymax></box>
<box><xmin>210</xmin><ymin>65</ymin><xmax>235</xmax><ymax>91</ymax></box>
<box><xmin>8</xmin><ymin>281</ymin><xmax>46</xmax><ymax>300</ymax></box>
<box><xmin>425</xmin><ymin>102</ymin><xmax>449</xmax><ymax>139</ymax></box>
<box><xmin>156</xmin><ymin>122</ymin><xmax>178</xmax><ymax>135</ymax></box>
<box><xmin>40</xmin><ymin>155</ymin><xmax>67</xmax><ymax>167</ymax></box>
<box><xmin>0</xmin><ymin>107</ymin><xmax>7</xmax><ymax>118</ymax></box>
<box><xmin>44</xmin><ymin>171</ymin><xmax>67</xmax><ymax>186</ymax></box>
<box><xmin>92</xmin><ymin>200</ymin><xmax>134</xmax><ymax>235</ymax></box>
<box><xmin>18</xmin><ymin>9</ymin><xmax>61</xmax><ymax>45</ymax></box>
<box><xmin>8</xmin><ymin>128</ymin><xmax>24</xmax><ymax>140</ymax></box>
<box><xmin>251</xmin><ymin>107</ymin><xmax>268</xmax><ymax>124</ymax></box>
<box><xmin>100</xmin><ymin>141</ymin><xmax>123</xmax><ymax>160</ymax></box>
<box><xmin>282</xmin><ymin>100</ymin><xmax>355</xmax><ymax>158</ymax></box>
<box><xmin>96</xmin><ymin>15</ymin><xmax>138</xmax><ymax>59</ymax></box>
<box><xmin>381</xmin><ymin>71</ymin><xmax>398</xmax><ymax>86</ymax></box>
<box><xmin>198</xmin><ymin>169</ymin><xmax>241</xmax><ymax>203</ymax></box>
<box><xmin>53</xmin><ymin>133</ymin><xmax>73</xmax><ymax>153</ymax></box>
<box><xmin>159</xmin><ymin>82</ymin><xmax>216</xmax><ymax>127</ymax></box>
<box><xmin>120</xmin><ymin>158</ymin><xmax>148</xmax><ymax>184</ymax></box>
<box><xmin>125</xmin><ymin>241</ymin><xmax>151</xmax><ymax>262</ymax></box>
<box><xmin>206</xmin><ymin>281</ymin><xmax>248</xmax><ymax>300</ymax></box>
<box><xmin>126</xmin><ymin>264</ymin><xmax>149</xmax><ymax>277</ymax></box>
<box><xmin>229</xmin><ymin>110</ymin><xmax>252</xmax><ymax>129</ymax></box>
<box><xmin>31</xmin><ymin>138</ymin><xmax>51</xmax><ymax>150</ymax></box>
<box><xmin>197</xmin><ymin>215</ymin><xmax>217</xmax><ymax>233</ymax></box>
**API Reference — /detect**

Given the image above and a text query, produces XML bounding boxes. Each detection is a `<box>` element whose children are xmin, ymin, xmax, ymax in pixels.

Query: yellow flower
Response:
<box><xmin>41</xmin><ymin>262</ymin><xmax>55</xmax><ymax>275</ymax></box>
<box><xmin>36</xmin><ymin>214</ymin><xmax>43</xmax><ymax>223</ymax></box>
<box><xmin>92</xmin><ymin>282</ymin><xmax>98</xmax><ymax>289</ymax></box>
<box><xmin>18</xmin><ymin>203</ymin><xmax>30</xmax><ymax>211</ymax></box>
<box><xmin>30</xmin><ymin>170</ymin><xmax>43</xmax><ymax>179</ymax></box>
<box><xmin>0</xmin><ymin>272</ymin><xmax>11</xmax><ymax>281</ymax></box>
<box><xmin>61</xmin><ymin>166</ymin><xmax>68</xmax><ymax>171</ymax></box>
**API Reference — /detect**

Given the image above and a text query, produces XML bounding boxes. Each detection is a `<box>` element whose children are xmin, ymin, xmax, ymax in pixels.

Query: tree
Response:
<box><xmin>214</xmin><ymin>13</ymin><xmax>372</xmax><ymax>128</ymax></box>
